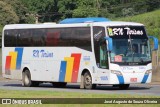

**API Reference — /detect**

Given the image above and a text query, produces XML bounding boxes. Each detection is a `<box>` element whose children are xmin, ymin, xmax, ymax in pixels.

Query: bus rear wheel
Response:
<box><xmin>22</xmin><ymin>69</ymin><xmax>39</xmax><ymax>87</ymax></box>
<box><xmin>118</xmin><ymin>84</ymin><xmax>130</xmax><ymax>90</ymax></box>
<box><xmin>83</xmin><ymin>72</ymin><xmax>96</xmax><ymax>89</ymax></box>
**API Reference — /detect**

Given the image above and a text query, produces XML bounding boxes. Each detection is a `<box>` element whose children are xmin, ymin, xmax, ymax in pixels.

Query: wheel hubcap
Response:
<box><xmin>85</xmin><ymin>75</ymin><xmax>91</xmax><ymax>86</ymax></box>
<box><xmin>24</xmin><ymin>75</ymin><xmax>29</xmax><ymax>85</ymax></box>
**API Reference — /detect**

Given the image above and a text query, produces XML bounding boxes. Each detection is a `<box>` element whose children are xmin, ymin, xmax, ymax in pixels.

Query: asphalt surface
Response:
<box><xmin>0</xmin><ymin>77</ymin><xmax>160</xmax><ymax>97</ymax></box>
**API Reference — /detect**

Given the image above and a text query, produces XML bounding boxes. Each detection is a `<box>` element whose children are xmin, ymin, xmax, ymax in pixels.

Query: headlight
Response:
<box><xmin>145</xmin><ymin>69</ymin><xmax>152</xmax><ymax>74</ymax></box>
<box><xmin>111</xmin><ymin>70</ymin><xmax>122</xmax><ymax>75</ymax></box>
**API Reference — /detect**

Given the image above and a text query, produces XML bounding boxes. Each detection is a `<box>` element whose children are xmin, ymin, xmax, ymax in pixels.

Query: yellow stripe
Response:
<box><xmin>64</xmin><ymin>57</ymin><xmax>74</xmax><ymax>82</ymax></box>
<box><xmin>9</xmin><ymin>52</ymin><xmax>18</xmax><ymax>70</ymax></box>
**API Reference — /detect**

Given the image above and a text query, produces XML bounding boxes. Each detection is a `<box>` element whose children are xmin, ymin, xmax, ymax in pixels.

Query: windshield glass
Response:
<box><xmin>110</xmin><ymin>39</ymin><xmax>151</xmax><ymax>63</ymax></box>
<box><xmin>107</xmin><ymin>26</ymin><xmax>151</xmax><ymax>65</ymax></box>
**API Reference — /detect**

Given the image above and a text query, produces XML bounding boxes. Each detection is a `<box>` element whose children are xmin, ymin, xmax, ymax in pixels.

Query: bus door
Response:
<box><xmin>96</xmin><ymin>40</ymin><xmax>110</xmax><ymax>83</ymax></box>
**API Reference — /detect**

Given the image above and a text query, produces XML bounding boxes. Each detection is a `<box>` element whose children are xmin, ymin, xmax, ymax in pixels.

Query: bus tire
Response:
<box><xmin>84</xmin><ymin>72</ymin><xmax>96</xmax><ymax>89</ymax></box>
<box><xmin>52</xmin><ymin>82</ymin><xmax>67</xmax><ymax>88</ymax></box>
<box><xmin>118</xmin><ymin>84</ymin><xmax>130</xmax><ymax>90</ymax></box>
<box><xmin>22</xmin><ymin>69</ymin><xmax>32</xmax><ymax>87</ymax></box>
<box><xmin>22</xmin><ymin>69</ymin><xmax>40</xmax><ymax>87</ymax></box>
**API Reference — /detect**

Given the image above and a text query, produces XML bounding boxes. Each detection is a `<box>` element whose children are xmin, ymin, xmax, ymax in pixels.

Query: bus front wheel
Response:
<box><xmin>83</xmin><ymin>72</ymin><xmax>96</xmax><ymax>89</ymax></box>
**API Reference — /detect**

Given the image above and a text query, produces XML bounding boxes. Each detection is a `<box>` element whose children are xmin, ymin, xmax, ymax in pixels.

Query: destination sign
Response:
<box><xmin>107</xmin><ymin>26</ymin><xmax>145</xmax><ymax>36</ymax></box>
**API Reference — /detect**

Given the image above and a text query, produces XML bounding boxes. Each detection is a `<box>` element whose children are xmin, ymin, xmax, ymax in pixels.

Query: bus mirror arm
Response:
<box><xmin>148</xmin><ymin>36</ymin><xmax>159</xmax><ymax>51</ymax></box>
<box><xmin>104</xmin><ymin>37</ymin><xmax>113</xmax><ymax>51</ymax></box>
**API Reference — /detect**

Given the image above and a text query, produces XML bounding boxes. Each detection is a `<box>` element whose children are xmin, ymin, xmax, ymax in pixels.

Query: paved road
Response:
<box><xmin>0</xmin><ymin>78</ymin><xmax>160</xmax><ymax>96</ymax></box>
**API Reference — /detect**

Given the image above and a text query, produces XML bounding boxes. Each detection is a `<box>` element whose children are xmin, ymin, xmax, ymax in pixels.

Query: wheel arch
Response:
<box><xmin>81</xmin><ymin>68</ymin><xmax>91</xmax><ymax>75</ymax></box>
<box><xmin>22</xmin><ymin>66</ymin><xmax>31</xmax><ymax>80</ymax></box>
<box><xmin>81</xmin><ymin>68</ymin><xmax>94</xmax><ymax>81</ymax></box>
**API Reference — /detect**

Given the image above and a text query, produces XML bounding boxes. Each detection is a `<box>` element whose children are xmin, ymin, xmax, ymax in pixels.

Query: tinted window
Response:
<box><xmin>46</xmin><ymin>29</ymin><xmax>60</xmax><ymax>46</ymax></box>
<box><xmin>4</xmin><ymin>27</ymin><xmax>91</xmax><ymax>51</ymax></box>
<box><xmin>4</xmin><ymin>30</ymin><xmax>17</xmax><ymax>47</ymax></box>
<box><xmin>17</xmin><ymin>29</ymin><xmax>32</xmax><ymax>46</ymax></box>
<box><xmin>32</xmin><ymin>29</ymin><xmax>46</xmax><ymax>46</ymax></box>
<box><xmin>46</xmin><ymin>27</ymin><xmax>92</xmax><ymax>51</ymax></box>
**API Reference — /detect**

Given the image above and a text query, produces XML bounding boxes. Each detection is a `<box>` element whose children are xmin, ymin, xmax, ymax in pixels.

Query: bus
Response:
<box><xmin>2</xmin><ymin>17</ymin><xmax>158</xmax><ymax>89</ymax></box>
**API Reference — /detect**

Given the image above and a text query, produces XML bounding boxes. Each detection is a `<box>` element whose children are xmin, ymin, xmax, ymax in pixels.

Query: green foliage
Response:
<box><xmin>0</xmin><ymin>0</ymin><xmax>33</xmax><ymax>25</ymax></box>
<box><xmin>0</xmin><ymin>1</ymin><xmax>19</xmax><ymax>25</ymax></box>
<box><xmin>25</xmin><ymin>16</ymin><xmax>35</xmax><ymax>24</ymax></box>
<box><xmin>58</xmin><ymin>0</ymin><xmax>77</xmax><ymax>19</ymax></box>
<box><xmin>122</xmin><ymin>8</ymin><xmax>137</xmax><ymax>17</ymax></box>
<box><xmin>4</xmin><ymin>0</ymin><xmax>29</xmax><ymax>23</ymax></box>
<box><xmin>19</xmin><ymin>0</ymin><xmax>160</xmax><ymax>22</ymax></box>
<box><xmin>73</xmin><ymin>0</ymin><xmax>109</xmax><ymax>18</ymax></box>
<box><xmin>116</xmin><ymin>9</ymin><xmax>160</xmax><ymax>39</ymax></box>
<box><xmin>73</xmin><ymin>7</ymin><xmax>99</xmax><ymax>17</ymax></box>
<box><xmin>0</xmin><ymin>0</ymin><xmax>160</xmax><ymax>26</ymax></box>
<box><xmin>22</xmin><ymin>0</ymin><xmax>60</xmax><ymax>22</ymax></box>
<box><xmin>0</xmin><ymin>24</ymin><xmax>2</xmax><ymax>36</ymax></box>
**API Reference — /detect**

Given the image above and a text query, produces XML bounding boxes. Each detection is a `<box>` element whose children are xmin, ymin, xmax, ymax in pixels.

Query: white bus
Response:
<box><xmin>2</xmin><ymin>18</ymin><xmax>158</xmax><ymax>89</ymax></box>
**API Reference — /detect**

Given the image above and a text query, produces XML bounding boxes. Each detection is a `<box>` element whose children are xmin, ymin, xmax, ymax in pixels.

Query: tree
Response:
<box><xmin>58</xmin><ymin>0</ymin><xmax>77</xmax><ymax>19</ymax></box>
<box><xmin>122</xmin><ymin>8</ymin><xmax>137</xmax><ymax>17</ymax></box>
<box><xmin>22</xmin><ymin>0</ymin><xmax>60</xmax><ymax>23</ymax></box>
<box><xmin>0</xmin><ymin>0</ymin><xmax>19</xmax><ymax>45</ymax></box>
<box><xmin>19</xmin><ymin>0</ymin><xmax>160</xmax><ymax>22</ymax></box>
<box><xmin>72</xmin><ymin>0</ymin><xmax>99</xmax><ymax>17</ymax></box>
<box><xmin>0</xmin><ymin>1</ymin><xmax>19</xmax><ymax>25</ymax></box>
<box><xmin>0</xmin><ymin>0</ymin><xmax>34</xmax><ymax>24</ymax></box>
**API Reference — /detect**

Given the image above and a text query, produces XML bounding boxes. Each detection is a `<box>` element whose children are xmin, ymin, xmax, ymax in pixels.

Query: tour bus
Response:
<box><xmin>2</xmin><ymin>17</ymin><xmax>158</xmax><ymax>89</ymax></box>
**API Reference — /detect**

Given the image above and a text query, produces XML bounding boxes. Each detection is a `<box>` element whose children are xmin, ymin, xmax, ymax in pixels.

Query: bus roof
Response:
<box><xmin>3</xmin><ymin>21</ymin><xmax>144</xmax><ymax>30</ymax></box>
<box><xmin>59</xmin><ymin>17</ymin><xmax>110</xmax><ymax>24</ymax></box>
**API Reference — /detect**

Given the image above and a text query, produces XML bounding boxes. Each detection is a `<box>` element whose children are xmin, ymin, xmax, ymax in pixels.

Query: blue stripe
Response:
<box><xmin>117</xmin><ymin>75</ymin><xmax>124</xmax><ymax>84</ymax></box>
<box><xmin>59</xmin><ymin>61</ymin><xmax>67</xmax><ymax>82</ymax></box>
<box><xmin>141</xmin><ymin>74</ymin><xmax>149</xmax><ymax>83</ymax></box>
<box><xmin>15</xmin><ymin>48</ymin><xmax>23</xmax><ymax>69</ymax></box>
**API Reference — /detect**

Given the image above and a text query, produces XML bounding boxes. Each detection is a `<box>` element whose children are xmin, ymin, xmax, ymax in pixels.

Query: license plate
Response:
<box><xmin>130</xmin><ymin>78</ymin><xmax>137</xmax><ymax>82</ymax></box>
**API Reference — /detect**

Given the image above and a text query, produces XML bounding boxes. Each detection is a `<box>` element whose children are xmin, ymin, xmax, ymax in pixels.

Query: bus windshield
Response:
<box><xmin>107</xmin><ymin>26</ymin><xmax>151</xmax><ymax>65</ymax></box>
<box><xmin>110</xmin><ymin>39</ymin><xmax>151</xmax><ymax>64</ymax></box>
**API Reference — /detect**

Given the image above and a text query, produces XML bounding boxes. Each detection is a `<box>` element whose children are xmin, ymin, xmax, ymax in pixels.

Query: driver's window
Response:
<box><xmin>93</xmin><ymin>26</ymin><xmax>109</xmax><ymax>69</ymax></box>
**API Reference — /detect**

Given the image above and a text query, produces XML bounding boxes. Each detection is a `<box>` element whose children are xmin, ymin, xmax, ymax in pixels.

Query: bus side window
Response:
<box><xmin>73</xmin><ymin>27</ymin><xmax>91</xmax><ymax>51</ymax></box>
<box><xmin>32</xmin><ymin>29</ymin><xmax>46</xmax><ymax>46</ymax></box>
<box><xmin>4</xmin><ymin>30</ymin><xmax>17</xmax><ymax>47</ymax></box>
<box><xmin>46</xmin><ymin>29</ymin><xmax>60</xmax><ymax>46</ymax></box>
<box><xmin>17</xmin><ymin>29</ymin><xmax>32</xmax><ymax>46</ymax></box>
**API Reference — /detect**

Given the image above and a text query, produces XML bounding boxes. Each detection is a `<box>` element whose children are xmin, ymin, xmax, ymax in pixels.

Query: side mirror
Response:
<box><xmin>148</xmin><ymin>36</ymin><xmax>159</xmax><ymax>51</ymax></box>
<box><xmin>104</xmin><ymin>37</ymin><xmax>113</xmax><ymax>51</ymax></box>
